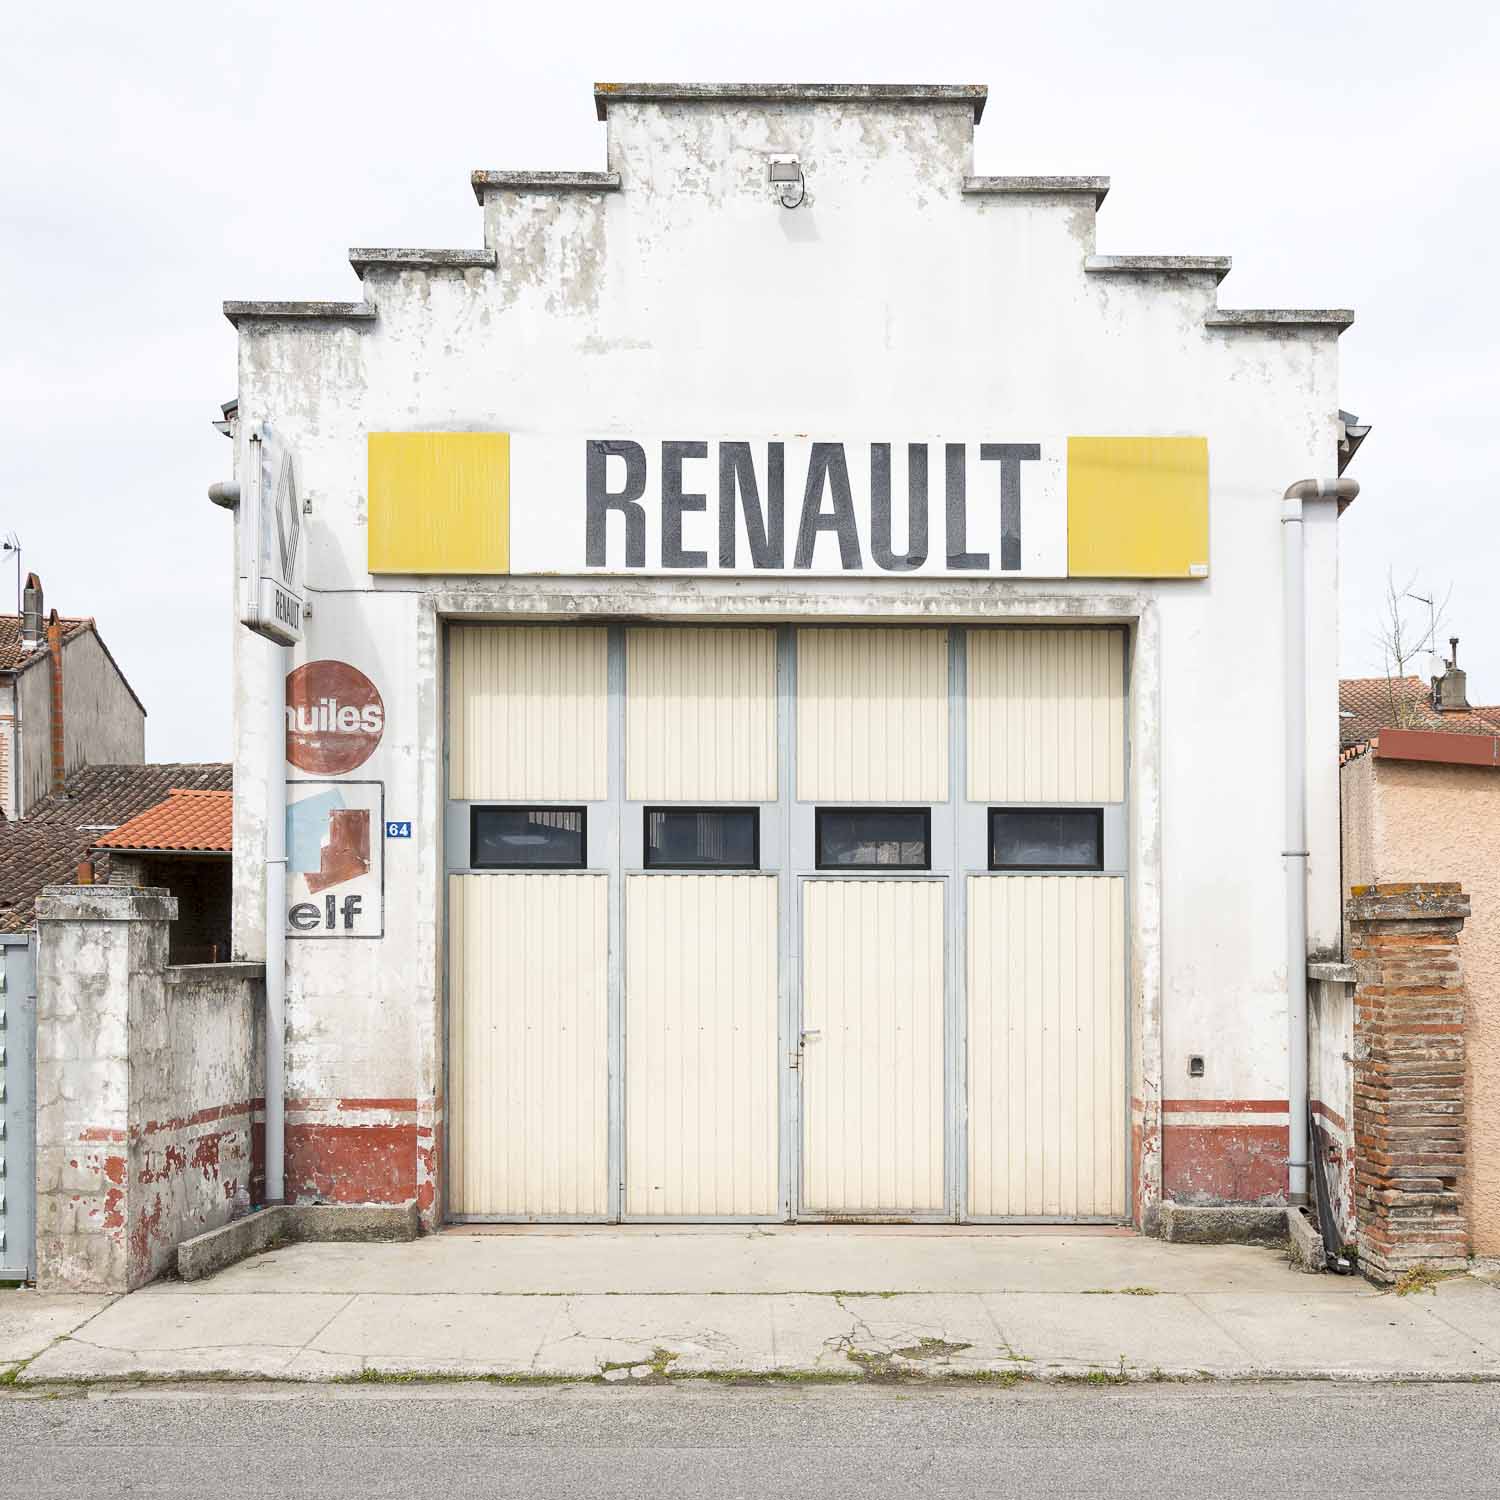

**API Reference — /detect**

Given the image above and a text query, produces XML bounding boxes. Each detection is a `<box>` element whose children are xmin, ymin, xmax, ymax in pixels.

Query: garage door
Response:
<box><xmin>446</xmin><ymin>623</ymin><xmax>1128</xmax><ymax>1224</ymax></box>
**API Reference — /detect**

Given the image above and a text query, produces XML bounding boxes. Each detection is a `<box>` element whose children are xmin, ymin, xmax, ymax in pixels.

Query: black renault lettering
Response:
<box><xmin>870</xmin><ymin>443</ymin><xmax>929</xmax><ymax>572</ymax></box>
<box><xmin>980</xmin><ymin>443</ymin><xmax>1042</xmax><ymax>571</ymax></box>
<box><xmin>945</xmin><ymin>443</ymin><xmax>987</xmax><ymax>570</ymax></box>
<box><xmin>718</xmin><ymin>442</ymin><xmax>785</xmax><ymax>568</ymax></box>
<box><xmin>585</xmin><ymin>439</ymin><xmax>647</xmax><ymax>567</ymax></box>
<box><xmin>341</xmin><ymin>894</ymin><xmax>363</xmax><ymax>931</ymax></box>
<box><xmin>661</xmin><ymin>440</ymin><xmax>708</xmax><ymax>569</ymax></box>
<box><xmin>324</xmin><ymin>894</ymin><xmax>336</xmax><ymax>929</ymax></box>
<box><xmin>288</xmin><ymin>903</ymin><xmax>319</xmax><ymax>931</ymax></box>
<box><xmin>793</xmin><ymin>443</ymin><xmax>861</xmax><ymax>569</ymax></box>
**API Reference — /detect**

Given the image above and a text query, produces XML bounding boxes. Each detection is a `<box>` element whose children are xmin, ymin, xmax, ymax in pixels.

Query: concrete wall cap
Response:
<box><xmin>963</xmin><ymin>175</ymin><xmax>1109</xmax><ymax>206</ymax></box>
<box><xmin>349</xmin><ymin>248</ymin><xmax>496</xmax><ymax>277</ymax></box>
<box><xmin>470</xmin><ymin>170</ymin><xmax>622</xmax><ymax>204</ymax></box>
<box><xmin>1205</xmin><ymin>308</ymin><xmax>1354</xmax><ymax>331</ymax></box>
<box><xmin>593</xmin><ymin>82</ymin><xmax>988</xmax><ymax>122</ymax></box>
<box><xmin>1346</xmin><ymin>881</ymin><xmax>1470</xmax><ymax>923</ymax></box>
<box><xmin>223</xmin><ymin>301</ymin><xmax>376</xmax><ymax>327</ymax></box>
<box><xmin>164</xmin><ymin>961</ymin><xmax>268</xmax><ymax>984</ymax></box>
<box><xmin>36</xmin><ymin>884</ymin><xmax>179</xmax><ymax>923</ymax></box>
<box><xmin>1308</xmin><ymin>960</ymin><xmax>1356</xmax><ymax>984</ymax></box>
<box><xmin>1087</xmin><ymin>254</ymin><xmax>1231</xmax><ymax>283</ymax></box>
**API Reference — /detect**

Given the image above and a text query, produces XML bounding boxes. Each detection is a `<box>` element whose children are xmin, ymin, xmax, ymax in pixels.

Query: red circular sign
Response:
<box><xmin>285</xmin><ymin>660</ymin><xmax>385</xmax><ymax>774</ymax></box>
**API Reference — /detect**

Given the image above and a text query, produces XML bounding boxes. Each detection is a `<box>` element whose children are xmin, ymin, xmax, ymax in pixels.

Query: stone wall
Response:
<box><xmin>34</xmin><ymin>884</ymin><xmax>264</xmax><ymax>1291</ymax></box>
<box><xmin>1349</xmin><ymin>882</ymin><xmax>1470</xmax><ymax>1283</ymax></box>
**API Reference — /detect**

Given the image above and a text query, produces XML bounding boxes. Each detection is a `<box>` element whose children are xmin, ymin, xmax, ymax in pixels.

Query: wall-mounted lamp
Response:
<box><xmin>767</xmin><ymin>156</ymin><xmax>806</xmax><ymax>209</ymax></box>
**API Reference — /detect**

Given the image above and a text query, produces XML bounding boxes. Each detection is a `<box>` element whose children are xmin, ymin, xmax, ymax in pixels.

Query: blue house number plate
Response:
<box><xmin>386</xmin><ymin>821</ymin><xmax>413</xmax><ymax>839</ymax></box>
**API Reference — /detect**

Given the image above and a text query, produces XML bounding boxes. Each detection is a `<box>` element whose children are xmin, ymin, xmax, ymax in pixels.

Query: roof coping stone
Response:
<box><xmin>593</xmin><ymin>82</ymin><xmax>988</xmax><ymax>122</ymax></box>
<box><xmin>349</xmin><ymin>248</ymin><xmax>496</xmax><ymax>278</ymax></box>
<box><xmin>470</xmin><ymin>170</ymin><xmax>622</xmax><ymax>204</ymax></box>
<box><xmin>1087</xmin><ymin>254</ymin><xmax>1231</xmax><ymax>283</ymax></box>
<box><xmin>1205</xmin><ymin>308</ymin><xmax>1354</xmax><ymax>331</ymax></box>
<box><xmin>963</xmin><ymin>175</ymin><xmax>1110</xmax><ymax>207</ymax></box>
<box><xmin>223</xmin><ymin>301</ymin><xmax>376</xmax><ymax>327</ymax></box>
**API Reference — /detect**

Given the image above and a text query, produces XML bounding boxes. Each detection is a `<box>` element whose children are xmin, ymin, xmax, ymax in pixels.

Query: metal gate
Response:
<box><xmin>0</xmin><ymin>933</ymin><xmax>35</xmax><ymax>1281</ymax></box>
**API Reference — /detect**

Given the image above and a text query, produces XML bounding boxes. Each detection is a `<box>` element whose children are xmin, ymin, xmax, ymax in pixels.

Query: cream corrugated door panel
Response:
<box><xmin>449</xmin><ymin>625</ymin><xmax>608</xmax><ymax>800</ymax></box>
<box><xmin>967</xmin><ymin>629</ymin><xmax>1124</xmax><ymax>803</ymax></box>
<box><xmin>966</xmin><ymin>875</ymin><xmax>1126</xmax><ymax>1218</ymax></box>
<box><xmin>626</xmin><ymin>628</ymin><xmax>777</xmax><ymax>801</ymax></box>
<box><xmin>625</xmin><ymin>875</ymin><xmax>778</xmax><ymax>1217</ymax></box>
<box><xmin>801</xmin><ymin>880</ymin><xmax>945</xmax><ymax>1214</ymax></box>
<box><xmin>448</xmin><ymin>873</ymin><xmax>609</xmax><ymax>1218</ymax></box>
<box><xmin>797</xmin><ymin>629</ymin><xmax>948</xmax><ymax>801</ymax></box>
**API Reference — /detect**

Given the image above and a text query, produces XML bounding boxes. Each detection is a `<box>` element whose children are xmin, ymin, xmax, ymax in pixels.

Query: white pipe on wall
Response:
<box><xmin>1281</xmin><ymin>476</ymin><xmax>1358</xmax><ymax>1206</ymax></box>
<box><xmin>265</xmin><ymin>640</ymin><xmax>287</xmax><ymax>1203</ymax></box>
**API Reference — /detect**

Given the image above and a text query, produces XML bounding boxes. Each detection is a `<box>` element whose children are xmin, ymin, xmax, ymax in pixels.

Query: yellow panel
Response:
<box><xmin>967</xmin><ymin>875</ymin><xmax>1127</xmax><ymax>1218</ymax></box>
<box><xmin>625</xmin><ymin>875</ymin><xmax>779</xmax><ymax>1217</ymax></box>
<box><xmin>967</xmin><ymin>628</ymin><xmax>1125</xmax><ymax>802</ymax></box>
<box><xmin>801</xmin><ymin>880</ymin><xmax>945</xmax><ymax>1215</ymax></box>
<box><xmin>627</xmin><ymin>629</ymin><xmax>778</xmax><ymax>801</ymax></box>
<box><xmin>448</xmin><ymin>626</ymin><xmax>608</xmax><ymax>800</ymax></box>
<box><xmin>368</xmin><ymin>431</ymin><xmax>510</xmax><ymax>575</ymax></box>
<box><xmin>1066</xmin><ymin>436</ymin><xmax>1208</xmax><ymax>579</ymax></box>
<box><xmin>797</xmin><ymin>628</ymin><xmax>948</xmax><ymax>801</ymax></box>
<box><xmin>448</xmin><ymin>873</ymin><xmax>609</xmax><ymax>1218</ymax></box>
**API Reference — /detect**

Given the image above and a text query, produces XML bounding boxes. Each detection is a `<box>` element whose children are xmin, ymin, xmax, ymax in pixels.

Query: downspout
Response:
<box><xmin>1281</xmin><ymin>476</ymin><xmax>1358</xmax><ymax>1205</ymax></box>
<box><xmin>266</xmin><ymin>643</ymin><xmax>286</xmax><ymax>1205</ymax></box>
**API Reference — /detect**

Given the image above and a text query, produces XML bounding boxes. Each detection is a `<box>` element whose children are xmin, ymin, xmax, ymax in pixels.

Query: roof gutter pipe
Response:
<box><xmin>1281</xmin><ymin>477</ymin><xmax>1358</xmax><ymax>1206</ymax></box>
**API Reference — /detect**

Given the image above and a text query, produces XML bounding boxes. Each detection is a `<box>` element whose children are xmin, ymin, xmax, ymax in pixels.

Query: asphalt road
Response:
<box><xmin>3</xmin><ymin>1381</ymin><xmax>1496</xmax><ymax>1497</ymax></box>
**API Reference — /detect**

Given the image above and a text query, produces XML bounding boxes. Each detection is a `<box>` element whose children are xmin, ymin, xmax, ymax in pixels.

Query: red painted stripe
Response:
<box><xmin>1160</xmin><ymin>1099</ymin><xmax>1289</xmax><ymax>1114</ymax></box>
<box><xmin>135</xmin><ymin>1100</ymin><xmax>256</xmax><ymax>1136</ymax></box>
<box><xmin>78</xmin><ymin>1126</ymin><xmax>127</xmax><ymax>1143</ymax></box>
<box><xmin>1311</xmin><ymin>1098</ymin><xmax>1348</xmax><ymax>1131</ymax></box>
<box><xmin>283</xmin><ymin>1096</ymin><xmax>419</xmax><ymax>1112</ymax></box>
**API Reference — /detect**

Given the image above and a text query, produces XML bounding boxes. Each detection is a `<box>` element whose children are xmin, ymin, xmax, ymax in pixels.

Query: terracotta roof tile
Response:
<box><xmin>1339</xmin><ymin>675</ymin><xmax>1500</xmax><ymax>750</ymax></box>
<box><xmin>94</xmin><ymin>788</ymin><xmax>232</xmax><ymax>853</ymax></box>
<box><xmin>0</xmin><ymin>763</ymin><xmax>231</xmax><ymax>931</ymax></box>
<box><xmin>0</xmin><ymin>613</ymin><xmax>92</xmax><ymax>672</ymax></box>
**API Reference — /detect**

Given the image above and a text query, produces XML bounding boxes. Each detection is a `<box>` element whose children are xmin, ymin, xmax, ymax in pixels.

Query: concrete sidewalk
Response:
<box><xmin>7</xmin><ymin>1228</ymin><xmax>1500</xmax><ymax>1385</ymax></box>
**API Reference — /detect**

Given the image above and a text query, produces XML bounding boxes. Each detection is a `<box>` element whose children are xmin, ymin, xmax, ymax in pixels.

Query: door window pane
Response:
<box><xmin>644</xmin><ymin>808</ymin><xmax>759</xmax><ymax>869</ymax></box>
<box><xmin>815</xmin><ymin>808</ymin><xmax>931</xmax><ymax>870</ymax></box>
<box><xmin>989</xmin><ymin>808</ymin><xmax>1103</xmax><ymax>871</ymax></box>
<box><xmin>471</xmin><ymin>806</ymin><xmax>587</xmax><ymax>868</ymax></box>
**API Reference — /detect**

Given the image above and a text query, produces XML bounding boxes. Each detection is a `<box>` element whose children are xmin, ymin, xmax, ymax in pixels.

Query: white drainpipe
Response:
<box><xmin>266</xmin><ymin>644</ymin><xmax>287</xmax><ymax>1204</ymax></box>
<box><xmin>1281</xmin><ymin>476</ymin><xmax>1358</xmax><ymax>1205</ymax></box>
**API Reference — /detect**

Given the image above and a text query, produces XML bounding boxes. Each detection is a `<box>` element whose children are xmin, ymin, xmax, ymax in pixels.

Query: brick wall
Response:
<box><xmin>1349</xmin><ymin>882</ymin><xmax>1470</xmax><ymax>1283</ymax></box>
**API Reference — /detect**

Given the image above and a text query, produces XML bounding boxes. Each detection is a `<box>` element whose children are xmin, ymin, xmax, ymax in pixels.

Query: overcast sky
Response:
<box><xmin>3</xmin><ymin>2</ymin><xmax>1496</xmax><ymax>760</ymax></box>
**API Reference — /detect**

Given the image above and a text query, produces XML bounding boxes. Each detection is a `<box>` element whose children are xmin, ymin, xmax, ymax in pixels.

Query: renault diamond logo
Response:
<box><xmin>274</xmin><ymin>454</ymin><xmax>301</xmax><ymax>581</ymax></box>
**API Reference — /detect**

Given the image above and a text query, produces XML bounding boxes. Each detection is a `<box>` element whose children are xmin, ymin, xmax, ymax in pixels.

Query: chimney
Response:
<box><xmin>1434</xmin><ymin>637</ymin><xmax>1470</xmax><ymax>712</ymax></box>
<box><xmin>20</xmin><ymin>572</ymin><xmax>43</xmax><ymax>652</ymax></box>
<box><xmin>46</xmin><ymin>609</ymin><xmax>65</xmax><ymax>793</ymax></box>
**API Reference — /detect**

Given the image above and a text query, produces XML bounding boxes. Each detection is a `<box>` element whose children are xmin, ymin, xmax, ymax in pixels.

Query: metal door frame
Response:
<box><xmin>0</xmin><ymin>932</ymin><xmax>36</xmax><ymax>1281</ymax></box>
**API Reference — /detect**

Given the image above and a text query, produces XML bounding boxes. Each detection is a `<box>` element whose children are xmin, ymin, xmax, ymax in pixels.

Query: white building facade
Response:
<box><xmin>223</xmin><ymin>83</ymin><xmax>1352</xmax><ymax>1229</ymax></box>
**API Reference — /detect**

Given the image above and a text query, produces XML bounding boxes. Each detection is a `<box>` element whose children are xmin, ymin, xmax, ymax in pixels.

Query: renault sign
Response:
<box><xmin>240</xmin><ymin>423</ymin><xmax>305</xmax><ymax>645</ymax></box>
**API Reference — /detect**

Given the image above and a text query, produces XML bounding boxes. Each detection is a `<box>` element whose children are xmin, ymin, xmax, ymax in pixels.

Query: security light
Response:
<box><xmin>767</xmin><ymin>155</ymin><xmax>806</xmax><ymax>209</ymax></box>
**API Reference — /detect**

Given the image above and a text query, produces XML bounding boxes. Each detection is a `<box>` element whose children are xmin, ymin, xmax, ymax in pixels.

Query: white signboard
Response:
<box><xmin>285</xmin><ymin>779</ymin><xmax>384</xmax><ymax>938</ymax></box>
<box><xmin>507</xmin><ymin>436</ymin><xmax>1066</xmax><ymax>578</ymax></box>
<box><xmin>240</xmin><ymin>423</ymin><xmax>305</xmax><ymax>644</ymax></box>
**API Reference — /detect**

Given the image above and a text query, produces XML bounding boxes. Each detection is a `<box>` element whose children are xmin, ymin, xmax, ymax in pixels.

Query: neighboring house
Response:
<box><xmin>93</xmin><ymin>786</ymin><xmax>233</xmax><ymax>962</ymax></box>
<box><xmin>0</xmin><ymin>574</ymin><xmax>147</xmax><ymax>819</ymax></box>
<box><xmin>0</xmin><ymin>764</ymin><xmax>231</xmax><ymax>949</ymax></box>
<box><xmin>1339</xmin><ymin>661</ymin><xmax>1500</xmax><ymax>750</ymax></box>
<box><xmin>1337</xmin><ymin>657</ymin><xmax>1500</xmax><ymax>1256</ymax></box>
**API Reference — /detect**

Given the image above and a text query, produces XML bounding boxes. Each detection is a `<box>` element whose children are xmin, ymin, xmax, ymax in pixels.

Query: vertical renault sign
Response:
<box><xmin>240</xmin><ymin>423</ymin><xmax>305</xmax><ymax>645</ymax></box>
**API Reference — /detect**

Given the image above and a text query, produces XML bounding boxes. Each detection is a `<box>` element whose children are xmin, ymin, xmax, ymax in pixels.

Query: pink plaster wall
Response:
<box><xmin>1341</xmin><ymin>753</ymin><xmax>1500</xmax><ymax>1254</ymax></box>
